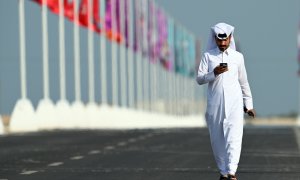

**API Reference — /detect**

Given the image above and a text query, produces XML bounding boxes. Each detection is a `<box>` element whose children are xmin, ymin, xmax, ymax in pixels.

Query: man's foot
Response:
<box><xmin>219</xmin><ymin>174</ymin><xmax>228</xmax><ymax>180</ymax></box>
<box><xmin>227</xmin><ymin>174</ymin><xmax>237</xmax><ymax>180</ymax></box>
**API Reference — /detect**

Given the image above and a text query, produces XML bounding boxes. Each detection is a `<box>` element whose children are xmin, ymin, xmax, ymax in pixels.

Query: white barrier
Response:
<box><xmin>10</xmin><ymin>98</ymin><xmax>37</xmax><ymax>133</ymax></box>
<box><xmin>7</xmin><ymin>0</ymin><xmax>205</xmax><ymax>134</ymax></box>
<box><xmin>35</xmin><ymin>98</ymin><xmax>57</xmax><ymax>130</ymax></box>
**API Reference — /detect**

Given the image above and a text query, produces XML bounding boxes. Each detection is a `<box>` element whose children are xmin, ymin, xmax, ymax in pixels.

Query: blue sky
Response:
<box><xmin>157</xmin><ymin>0</ymin><xmax>300</xmax><ymax>117</ymax></box>
<box><xmin>0</xmin><ymin>0</ymin><xmax>299</xmax><ymax>117</ymax></box>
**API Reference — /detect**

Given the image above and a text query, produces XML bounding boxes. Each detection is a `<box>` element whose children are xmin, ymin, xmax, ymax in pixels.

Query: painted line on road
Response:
<box><xmin>104</xmin><ymin>146</ymin><xmax>115</xmax><ymax>150</ymax></box>
<box><xmin>48</xmin><ymin>162</ymin><xmax>64</xmax><ymax>167</ymax></box>
<box><xmin>88</xmin><ymin>150</ymin><xmax>101</xmax><ymax>155</ymax></box>
<box><xmin>117</xmin><ymin>141</ymin><xmax>127</xmax><ymax>146</ymax></box>
<box><xmin>70</xmin><ymin>155</ymin><xmax>84</xmax><ymax>160</ymax></box>
<box><xmin>128</xmin><ymin>138</ymin><xmax>137</xmax><ymax>143</ymax></box>
<box><xmin>138</xmin><ymin>136</ymin><xmax>146</xmax><ymax>140</ymax></box>
<box><xmin>146</xmin><ymin>134</ymin><xmax>154</xmax><ymax>138</ymax></box>
<box><xmin>20</xmin><ymin>170</ymin><xmax>38</xmax><ymax>175</ymax></box>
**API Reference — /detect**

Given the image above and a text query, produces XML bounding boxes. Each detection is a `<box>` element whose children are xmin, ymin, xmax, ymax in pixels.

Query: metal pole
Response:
<box><xmin>119</xmin><ymin>0</ymin><xmax>127</xmax><ymax>107</ymax></box>
<box><xmin>58</xmin><ymin>0</ymin><xmax>66</xmax><ymax>100</ymax></box>
<box><xmin>100</xmin><ymin>0</ymin><xmax>107</xmax><ymax>104</ymax></box>
<box><xmin>88</xmin><ymin>0</ymin><xmax>95</xmax><ymax>103</ymax></box>
<box><xmin>111</xmin><ymin>0</ymin><xmax>118</xmax><ymax>106</ymax></box>
<box><xmin>74</xmin><ymin>0</ymin><xmax>81</xmax><ymax>102</ymax></box>
<box><xmin>42</xmin><ymin>0</ymin><xmax>50</xmax><ymax>99</ymax></box>
<box><xmin>19</xmin><ymin>0</ymin><xmax>27</xmax><ymax>99</ymax></box>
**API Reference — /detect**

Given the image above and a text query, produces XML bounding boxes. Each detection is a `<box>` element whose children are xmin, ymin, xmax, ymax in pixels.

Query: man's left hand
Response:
<box><xmin>246</xmin><ymin>109</ymin><xmax>256</xmax><ymax>118</ymax></box>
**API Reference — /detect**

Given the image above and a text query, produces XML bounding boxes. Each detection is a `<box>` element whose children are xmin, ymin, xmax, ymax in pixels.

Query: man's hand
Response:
<box><xmin>214</xmin><ymin>65</ymin><xmax>228</xmax><ymax>76</ymax></box>
<box><xmin>246</xmin><ymin>109</ymin><xmax>256</xmax><ymax>118</ymax></box>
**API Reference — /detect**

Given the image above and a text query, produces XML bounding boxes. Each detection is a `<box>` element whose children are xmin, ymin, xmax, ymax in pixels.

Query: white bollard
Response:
<box><xmin>70</xmin><ymin>101</ymin><xmax>86</xmax><ymax>129</ymax></box>
<box><xmin>10</xmin><ymin>98</ymin><xmax>37</xmax><ymax>133</ymax></box>
<box><xmin>55</xmin><ymin>99</ymin><xmax>72</xmax><ymax>129</ymax></box>
<box><xmin>35</xmin><ymin>98</ymin><xmax>57</xmax><ymax>130</ymax></box>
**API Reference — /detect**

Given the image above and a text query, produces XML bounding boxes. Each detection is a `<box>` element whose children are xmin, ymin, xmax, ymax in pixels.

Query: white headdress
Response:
<box><xmin>206</xmin><ymin>22</ymin><xmax>236</xmax><ymax>51</ymax></box>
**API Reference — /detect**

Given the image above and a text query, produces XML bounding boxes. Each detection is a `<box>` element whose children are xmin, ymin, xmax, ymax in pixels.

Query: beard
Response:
<box><xmin>218</xmin><ymin>45</ymin><xmax>228</xmax><ymax>51</ymax></box>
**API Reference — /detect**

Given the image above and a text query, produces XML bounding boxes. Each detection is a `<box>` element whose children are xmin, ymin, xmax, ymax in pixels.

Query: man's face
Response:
<box><xmin>215</xmin><ymin>35</ymin><xmax>231</xmax><ymax>52</ymax></box>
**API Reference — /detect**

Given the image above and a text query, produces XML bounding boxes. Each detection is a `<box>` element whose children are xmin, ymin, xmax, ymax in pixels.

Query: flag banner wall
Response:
<box><xmin>167</xmin><ymin>14</ymin><xmax>174</xmax><ymax>71</ymax></box>
<box><xmin>174</xmin><ymin>24</ymin><xmax>184</xmax><ymax>75</ymax></box>
<box><xmin>148</xmin><ymin>0</ymin><xmax>158</xmax><ymax>63</ymax></box>
<box><xmin>32</xmin><ymin>0</ymin><xmax>196</xmax><ymax>77</ymax></box>
<box><xmin>32</xmin><ymin>0</ymin><xmax>124</xmax><ymax>43</ymax></box>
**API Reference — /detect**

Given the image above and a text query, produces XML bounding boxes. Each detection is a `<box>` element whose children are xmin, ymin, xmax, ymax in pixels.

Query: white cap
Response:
<box><xmin>206</xmin><ymin>22</ymin><xmax>236</xmax><ymax>51</ymax></box>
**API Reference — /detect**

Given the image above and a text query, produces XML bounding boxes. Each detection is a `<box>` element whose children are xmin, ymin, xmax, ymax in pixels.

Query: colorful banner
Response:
<box><xmin>32</xmin><ymin>0</ymin><xmax>123</xmax><ymax>42</ymax></box>
<box><xmin>33</xmin><ymin>0</ymin><xmax>74</xmax><ymax>20</ymax></box>
<box><xmin>32</xmin><ymin>0</ymin><xmax>197</xmax><ymax>76</ymax></box>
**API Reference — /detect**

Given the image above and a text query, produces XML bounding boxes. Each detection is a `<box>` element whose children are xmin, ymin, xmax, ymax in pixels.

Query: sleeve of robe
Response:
<box><xmin>238</xmin><ymin>55</ymin><xmax>253</xmax><ymax>110</ymax></box>
<box><xmin>196</xmin><ymin>53</ymin><xmax>216</xmax><ymax>85</ymax></box>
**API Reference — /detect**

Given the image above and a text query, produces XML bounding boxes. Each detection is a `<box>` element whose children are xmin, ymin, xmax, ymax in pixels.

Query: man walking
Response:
<box><xmin>196</xmin><ymin>22</ymin><xmax>255</xmax><ymax>180</ymax></box>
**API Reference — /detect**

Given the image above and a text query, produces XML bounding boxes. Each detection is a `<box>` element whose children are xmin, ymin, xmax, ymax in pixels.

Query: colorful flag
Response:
<box><xmin>148</xmin><ymin>0</ymin><xmax>158</xmax><ymax>63</ymax></box>
<box><xmin>133</xmin><ymin>0</ymin><xmax>142</xmax><ymax>52</ymax></box>
<box><xmin>105</xmin><ymin>0</ymin><xmax>122</xmax><ymax>42</ymax></box>
<box><xmin>32</xmin><ymin>0</ymin><xmax>123</xmax><ymax>43</ymax></box>
<box><xmin>32</xmin><ymin>0</ymin><xmax>59</xmax><ymax>13</ymax></box>
<box><xmin>174</xmin><ymin>24</ymin><xmax>184</xmax><ymax>74</ymax></box>
<box><xmin>167</xmin><ymin>16</ymin><xmax>174</xmax><ymax>71</ymax></box>
<box><xmin>32</xmin><ymin>0</ymin><xmax>74</xmax><ymax>20</ymax></box>
<box><xmin>156</xmin><ymin>7</ymin><xmax>169</xmax><ymax>69</ymax></box>
<box><xmin>78</xmin><ymin>0</ymin><xmax>100</xmax><ymax>33</ymax></box>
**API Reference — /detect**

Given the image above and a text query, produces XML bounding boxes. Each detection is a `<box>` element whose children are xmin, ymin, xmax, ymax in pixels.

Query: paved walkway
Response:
<box><xmin>0</xmin><ymin>126</ymin><xmax>300</xmax><ymax>179</ymax></box>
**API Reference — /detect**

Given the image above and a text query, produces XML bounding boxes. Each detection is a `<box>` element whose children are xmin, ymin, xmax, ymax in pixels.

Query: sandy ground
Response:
<box><xmin>1</xmin><ymin>115</ymin><xmax>298</xmax><ymax>128</ymax></box>
<box><xmin>245</xmin><ymin>117</ymin><xmax>298</xmax><ymax>126</ymax></box>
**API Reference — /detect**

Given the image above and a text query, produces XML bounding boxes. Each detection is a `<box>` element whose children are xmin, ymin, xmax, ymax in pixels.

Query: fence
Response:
<box><xmin>0</xmin><ymin>0</ymin><xmax>205</xmax><ymax>134</ymax></box>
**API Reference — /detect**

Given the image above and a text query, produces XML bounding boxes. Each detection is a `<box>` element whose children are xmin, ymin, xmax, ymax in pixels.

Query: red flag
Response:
<box><xmin>33</xmin><ymin>0</ymin><xmax>59</xmax><ymax>13</ymax></box>
<box><xmin>64</xmin><ymin>0</ymin><xmax>74</xmax><ymax>21</ymax></box>
<box><xmin>32</xmin><ymin>0</ymin><xmax>74</xmax><ymax>21</ymax></box>
<box><xmin>78</xmin><ymin>0</ymin><xmax>100</xmax><ymax>33</ymax></box>
<box><xmin>32</xmin><ymin>0</ymin><xmax>125</xmax><ymax>42</ymax></box>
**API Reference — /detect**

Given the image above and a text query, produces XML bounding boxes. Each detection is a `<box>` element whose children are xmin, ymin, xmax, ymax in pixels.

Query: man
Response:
<box><xmin>196</xmin><ymin>22</ymin><xmax>255</xmax><ymax>180</ymax></box>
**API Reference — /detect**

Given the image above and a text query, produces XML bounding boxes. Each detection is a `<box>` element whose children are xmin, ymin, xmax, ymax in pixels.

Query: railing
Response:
<box><xmin>0</xmin><ymin>0</ymin><xmax>205</xmax><ymax>134</ymax></box>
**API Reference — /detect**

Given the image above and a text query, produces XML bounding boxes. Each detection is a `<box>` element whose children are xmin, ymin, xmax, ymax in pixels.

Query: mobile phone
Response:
<box><xmin>220</xmin><ymin>63</ymin><xmax>228</xmax><ymax>68</ymax></box>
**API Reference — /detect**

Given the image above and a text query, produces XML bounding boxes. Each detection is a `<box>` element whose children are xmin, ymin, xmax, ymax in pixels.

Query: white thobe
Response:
<box><xmin>196</xmin><ymin>47</ymin><xmax>253</xmax><ymax>175</ymax></box>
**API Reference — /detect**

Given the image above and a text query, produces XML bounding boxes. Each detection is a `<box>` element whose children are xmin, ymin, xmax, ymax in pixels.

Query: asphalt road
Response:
<box><xmin>0</xmin><ymin>126</ymin><xmax>300</xmax><ymax>180</ymax></box>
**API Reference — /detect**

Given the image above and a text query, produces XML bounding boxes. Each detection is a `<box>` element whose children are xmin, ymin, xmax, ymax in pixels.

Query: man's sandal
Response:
<box><xmin>228</xmin><ymin>174</ymin><xmax>237</xmax><ymax>180</ymax></box>
<box><xmin>219</xmin><ymin>175</ymin><xmax>228</xmax><ymax>180</ymax></box>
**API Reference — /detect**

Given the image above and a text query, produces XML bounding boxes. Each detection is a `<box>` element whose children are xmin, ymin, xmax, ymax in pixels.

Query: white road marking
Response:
<box><xmin>104</xmin><ymin>146</ymin><xmax>115</xmax><ymax>150</ymax></box>
<box><xmin>138</xmin><ymin>136</ymin><xmax>146</xmax><ymax>140</ymax></box>
<box><xmin>48</xmin><ymin>162</ymin><xmax>64</xmax><ymax>167</ymax></box>
<box><xmin>22</xmin><ymin>159</ymin><xmax>41</xmax><ymax>163</ymax></box>
<box><xmin>146</xmin><ymin>134</ymin><xmax>154</xmax><ymax>138</ymax></box>
<box><xmin>117</xmin><ymin>142</ymin><xmax>127</xmax><ymax>146</ymax></box>
<box><xmin>70</xmin><ymin>156</ymin><xmax>84</xmax><ymax>160</ymax></box>
<box><xmin>20</xmin><ymin>170</ymin><xmax>38</xmax><ymax>175</ymax></box>
<box><xmin>128</xmin><ymin>138</ymin><xmax>136</xmax><ymax>143</ymax></box>
<box><xmin>88</xmin><ymin>150</ymin><xmax>101</xmax><ymax>154</ymax></box>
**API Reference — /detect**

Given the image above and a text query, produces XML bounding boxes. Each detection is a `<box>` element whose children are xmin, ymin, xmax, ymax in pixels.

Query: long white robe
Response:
<box><xmin>196</xmin><ymin>47</ymin><xmax>253</xmax><ymax>175</ymax></box>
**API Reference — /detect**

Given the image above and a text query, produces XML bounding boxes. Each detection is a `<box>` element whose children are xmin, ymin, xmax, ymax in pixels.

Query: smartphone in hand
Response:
<box><xmin>220</xmin><ymin>63</ymin><xmax>228</xmax><ymax>68</ymax></box>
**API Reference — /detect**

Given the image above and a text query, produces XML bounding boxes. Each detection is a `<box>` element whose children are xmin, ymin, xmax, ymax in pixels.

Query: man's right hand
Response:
<box><xmin>214</xmin><ymin>65</ymin><xmax>228</xmax><ymax>76</ymax></box>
